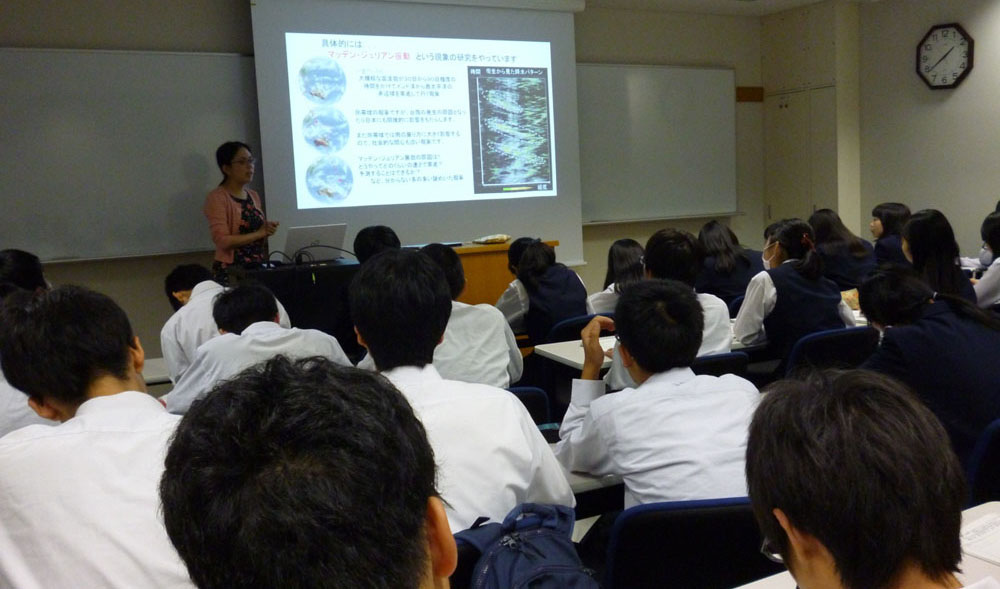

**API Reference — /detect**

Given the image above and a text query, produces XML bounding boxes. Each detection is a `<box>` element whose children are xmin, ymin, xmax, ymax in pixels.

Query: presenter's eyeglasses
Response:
<box><xmin>231</xmin><ymin>157</ymin><xmax>256</xmax><ymax>166</ymax></box>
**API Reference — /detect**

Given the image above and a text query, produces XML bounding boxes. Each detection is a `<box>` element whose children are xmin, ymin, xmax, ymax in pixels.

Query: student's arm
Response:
<box><xmin>160</xmin><ymin>322</ymin><xmax>187</xmax><ymax>384</ymax></box>
<box><xmin>514</xmin><ymin>405</ymin><xmax>575</xmax><ymax>508</ymax></box>
<box><xmin>974</xmin><ymin>260</ymin><xmax>1000</xmax><ymax>308</ymax></box>
<box><xmin>502</xmin><ymin>321</ymin><xmax>524</xmax><ymax>384</ymax></box>
<box><xmin>495</xmin><ymin>280</ymin><xmax>528</xmax><ymax>333</ymax></box>
<box><xmin>164</xmin><ymin>347</ymin><xmax>222</xmax><ymax>415</ymax></box>
<box><xmin>733</xmin><ymin>271</ymin><xmax>776</xmax><ymax>345</ymax></box>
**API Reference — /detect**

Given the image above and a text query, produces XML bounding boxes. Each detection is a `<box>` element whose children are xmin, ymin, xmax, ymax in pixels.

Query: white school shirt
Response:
<box><xmin>0</xmin><ymin>392</ymin><xmax>193</xmax><ymax>589</ymax></box>
<box><xmin>604</xmin><ymin>291</ymin><xmax>732</xmax><ymax>391</ymax></box>
<box><xmin>587</xmin><ymin>283</ymin><xmax>618</xmax><ymax>315</ymax></box>
<box><xmin>165</xmin><ymin>320</ymin><xmax>351</xmax><ymax>414</ymax></box>
<box><xmin>974</xmin><ymin>257</ymin><xmax>1000</xmax><ymax>308</ymax></box>
<box><xmin>733</xmin><ymin>265</ymin><xmax>856</xmax><ymax>345</ymax></box>
<box><xmin>556</xmin><ymin>368</ymin><xmax>759</xmax><ymax>507</ymax></box>
<box><xmin>434</xmin><ymin>301</ymin><xmax>523</xmax><ymax>388</ymax></box>
<box><xmin>382</xmin><ymin>364</ymin><xmax>574</xmax><ymax>531</ymax></box>
<box><xmin>965</xmin><ymin>578</ymin><xmax>1000</xmax><ymax>589</ymax></box>
<box><xmin>495</xmin><ymin>278</ymin><xmax>529</xmax><ymax>333</ymax></box>
<box><xmin>0</xmin><ymin>370</ymin><xmax>55</xmax><ymax>438</ymax></box>
<box><xmin>159</xmin><ymin>280</ymin><xmax>291</xmax><ymax>384</ymax></box>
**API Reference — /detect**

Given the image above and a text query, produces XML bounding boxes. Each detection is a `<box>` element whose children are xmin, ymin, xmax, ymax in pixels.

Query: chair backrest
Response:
<box><xmin>784</xmin><ymin>326</ymin><xmax>880</xmax><ymax>377</ymax></box>
<box><xmin>728</xmin><ymin>295</ymin><xmax>745</xmax><ymax>319</ymax></box>
<box><xmin>604</xmin><ymin>497</ymin><xmax>784</xmax><ymax>589</ymax></box>
<box><xmin>691</xmin><ymin>351</ymin><xmax>750</xmax><ymax>378</ymax></box>
<box><xmin>544</xmin><ymin>313</ymin><xmax>613</xmax><ymax>344</ymax></box>
<box><xmin>508</xmin><ymin>386</ymin><xmax>552</xmax><ymax>425</ymax></box>
<box><xmin>967</xmin><ymin>418</ymin><xmax>1000</xmax><ymax>506</ymax></box>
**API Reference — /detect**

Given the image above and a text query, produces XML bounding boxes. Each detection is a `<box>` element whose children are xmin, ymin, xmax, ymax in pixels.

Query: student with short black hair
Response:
<box><xmin>353</xmin><ymin>224</ymin><xmax>401</xmax><ymax>263</ymax></box>
<box><xmin>734</xmin><ymin>218</ymin><xmax>854</xmax><ymax>362</ymax></box>
<box><xmin>495</xmin><ymin>238</ymin><xmax>587</xmax><ymax>340</ymax></box>
<box><xmin>859</xmin><ymin>267</ymin><xmax>1000</xmax><ymax>466</ymax></box>
<box><xmin>869</xmin><ymin>201</ymin><xmax>911</xmax><ymax>266</ymax></box>
<box><xmin>695</xmin><ymin>221</ymin><xmax>763</xmax><ymax>305</ymax></box>
<box><xmin>587</xmin><ymin>238</ymin><xmax>644</xmax><ymax>314</ymax></box>
<box><xmin>351</xmin><ymin>249</ymin><xmax>574</xmax><ymax>531</ymax></box>
<box><xmin>746</xmin><ymin>369</ymin><xmax>995</xmax><ymax>589</ymax></box>
<box><xmin>160</xmin><ymin>356</ymin><xmax>457</xmax><ymax>589</ymax></box>
<box><xmin>556</xmin><ymin>279</ymin><xmax>759</xmax><ymax>505</ymax></box>
<box><xmin>974</xmin><ymin>211</ymin><xmax>1000</xmax><ymax>307</ymax></box>
<box><xmin>0</xmin><ymin>286</ymin><xmax>192</xmax><ymax>587</ymax></box>
<box><xmin>165</xmin><ymin>283</ymin><xmax>350</xmax><ymax>414</ymax></box>
<box><xmin>159</xmin><ymin>263</ymin><xmax>291</xmax><ymax>384</ymax></box>
<box><xmin>902</xmin><ymin>209</ymin><xmax>976</xmax><ymax>303</ymax></box>
<box><xmin>0</xmin><ymin>249</ymin><xmax>56</xmax><ymax>437</ymax></box>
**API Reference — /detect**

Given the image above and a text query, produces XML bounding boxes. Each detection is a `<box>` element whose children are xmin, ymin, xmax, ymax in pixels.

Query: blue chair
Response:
<box><xmin>784</xmin><ymin>326</ymin><xmax>880</xmax><ymax>377</ymax></box>
<box><xmin>691</xmin><ymin>351</ymin><xmax>750</xmax><ymax>378</ymax></box>
<box><xmin>507</xmin><ymin>386</ymin><xmax>552</xmax><ymax>425</ymax></box>
<box><xmin>728</xmin><ymin>295</ymin><xmax>745</xmax><ymax>319</ymax></box>
<box><xmin>544</xmin><ymin>313</ymin><xmax>614</xmax><ymax>344</ymax></box>
<box><xmin>604</xmin><ymin>497</ymin><xmax>783</xmax><ymax>589</ymax></box>
<box><xmin>966</xmin><ymin>418</ymin><xmax>1000</xmax><ymax>506</ymax></box>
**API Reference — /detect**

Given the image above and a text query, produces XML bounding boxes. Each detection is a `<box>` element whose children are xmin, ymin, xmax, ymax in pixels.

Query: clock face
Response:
<box><xmin>917</xmin><ymin>23</ymin><xmax>974</xmax><ymax>89</ymax></box>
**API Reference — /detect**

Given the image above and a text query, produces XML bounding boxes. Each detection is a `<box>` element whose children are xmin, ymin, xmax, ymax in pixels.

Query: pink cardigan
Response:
<box><xmin>203</xmin><ymin>186</ymin><xmax>264</xmax><ymax>264</ymax></box>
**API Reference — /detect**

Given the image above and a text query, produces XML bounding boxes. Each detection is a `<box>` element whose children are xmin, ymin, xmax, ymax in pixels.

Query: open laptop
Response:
<box><xmin>283</xmin><ymin>223</ymin><xmax>348</xmax><ymax>263</ymax></box>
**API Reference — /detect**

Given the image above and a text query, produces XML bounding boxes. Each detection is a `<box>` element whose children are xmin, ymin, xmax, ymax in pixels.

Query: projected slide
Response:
<box><xmin>286</xmin><ymin>33</ymin><xmax>556</xmax><ymax>209</ymax></box>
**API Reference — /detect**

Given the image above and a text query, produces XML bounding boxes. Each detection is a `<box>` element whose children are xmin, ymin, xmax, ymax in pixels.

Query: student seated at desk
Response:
<box><xmin>353</xmin><ymin>224</ymin><xmax>400</xmax><ymax>263</ymax></box>
<box><xmin>605</xmin><ymin>228</ymin><xmax>731</xmax><ymax>391</ymax></box>
<box><xmin>0</xmin><ymin>249</ymin><xmax>57</xmax><ymax>437</ymax></box>
<box><xmin>859</xmin><ymin>267</ymin><xmax>1000</xmax><ymax>468</ymax></box>
<box><xmin>0</xmin><ymin>286</ymin><xmax>191</xmax><ymax>587</ymax></box>
<box><xmin>357</xmin><ymin>244</ymin><xmax>523</xmax><ymax>388</ymax></box>
<box><xmin>733</xmin><ymin>219</ymin><xmax>854</xmax><ymax>363</ymax></box>
<box><xmin>160</xmin><ymin>263</ymin><xmax>290</xmax><ymax>383</ymax></box>
<box><xmin>695</xmin><ymin>220</ymin><xmax>764</xmax><ymax>305</ymax></box>
<box><xmin>164</xmin><ymin>283</ymin><xmax>350</xmax><ymax>414</ymax></box>
<box><xmin>808</xmin><ymin>208</ymin><xmax>876</xmax><ymax>291</ymax></box>
<box><xmin>902</xmin><ymin>209</ymin><xmax>977</xmax><ymax>303</ymax></box>
<box><xmin>556</xmin><ymin>280</ymin><xmax>759</xmax><ymax>506</ymax></box>
<box><xmin>351</xmin><ymin>249</ymin><xmax>574</xmax><ymax>531</ymax></box>
<box><xmin>586</xmin><ymin>238</ymin><xmax>644</xmax><ymax>314</ymax></box>
<box><xmin>746</xmin><ymin>369</ymin><xmax>998</xmax><ymax>589</ymax></box>
<box><xmin>974</xmin><ymin>212</ymin><xmax>1000</xmax><ymax>308</ymax></box>
<box><xmin>496</xmin><ymin>237</ymin><xmax>587</xmax><ymax>341</ymax></box>
<box><xmin>160</xmin><ymin>356</ymin><xmax>457</xmax><ymax>589</ymax></box>
<box><xmin>870</xmin><ymin>201</ymin><xmax>911</xmax><ymax>267</ymax></box>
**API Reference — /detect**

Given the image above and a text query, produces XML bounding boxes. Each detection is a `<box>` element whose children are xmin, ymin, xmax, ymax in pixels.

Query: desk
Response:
<box><xmin>735</xmin><ymin>501</ymin><xmax>1000</xmax><ymax>588</ymax></box>
<box><xmin>143</xmin><ymin>357</ymin><xmax>170</xmax><ymax>386</ymax></box>
<box><xmin>551</xmin><ymin>443</ymin><xmax>625</xmax><ymax>519</ymax></box>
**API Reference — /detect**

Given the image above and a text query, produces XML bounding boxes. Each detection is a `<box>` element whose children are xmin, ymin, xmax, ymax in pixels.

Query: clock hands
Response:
<box><xmin>929</xmin><ymin>46</ymin><xmax>956</xmax><ymax>71</ymax></box>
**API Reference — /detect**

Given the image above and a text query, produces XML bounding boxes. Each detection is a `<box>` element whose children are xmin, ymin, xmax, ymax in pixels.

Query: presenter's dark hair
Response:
<box><xmin>859</xmin><ymin>265</ymin><xmax>1000</xmax><ymax>331</ymax></box>
<box><xmin>164</xmin><ymin>264</ymin><xmax>213</xmax><ymax>311</ymax></box>
<box><xmin>643</xmin><ymin>228</ymin><xmax>704</xmax><ymax>286</ymax></box>
<box><xmin>808</xmin><ymin>209</ymin><xmax>870</xmax><ymax>259</ymax></box>
<box><xmin>215</xmin><ymin>141</ymin><xmax>252</xmax><ymax>184</ymax></box>
<box><xmin>516</xmin><ymin>241</ymin><xmax>557</xmax><ymax>292</ymax></box>
<box><xmin>768</xmin><ymin>218</ymin><xmax>824</xmax><ymax>280</ymax></box>
<box><xmin>901</xmin><ymin>209</ymin><xmax>968</xmax><ymax>298</ymax></box>
<box><xmin>212</xmin><ymin>283</ymin><xmax>279</xmax><ymax>335</ymax></box>
<box><xmin>747</xmin><ymin>369</ymin><xmax>965</xmax><ymax>589</ymax></box>
<box><xmin>871</xmin><ymin>202</ymin><xmax>911</xmax><ymax>237</ymax></box>
<box><xmin>420</xmin><ymin>243</ymin><xmax>465</xmax><ymax>300</ymax></box>
<box><xmin>603</xmin><ymin>238</ymin><xmax>644</xmax><ymax>292</ymax></box>
<box><xmin>350</xmin><ymin>249</ymin><xmax>452</xmax><ymax>371</ymax></box>
<box><xmin>160</xmin><ymin>356</ymin><xmax>437</xmax><ymax>589</ymax></box>
<box><xmin>698</xmin><ymin>221</ymin><xmax>749</xmax><ymax>274</ymax></box>
<box><xmin>353</xmin><ymin>225</ymin><xmax>401</xmax><ymax>264</ymax></box>
<box><xmin>0</xmin><ymin>285</ymin><xmax>136</xmax><ymax>404</ymax></box>
<box><xmin>615</xmin><ymin>279</ymin><xmax>703</xmax><ymax>373</ymax></box>
<box><xmin>0</xmin><ymin>249</ymin><xmax>46</xmax><ymax>292</ymax></box>
<box><xmin>981</xmin><ymin>211</ymin><xmax>1000</xmax><ymax>254</ymax></box>
<box><xmin>508</xmin><ymin>237</ymin><xmax>539</xmax><ymax>274</ymax></box>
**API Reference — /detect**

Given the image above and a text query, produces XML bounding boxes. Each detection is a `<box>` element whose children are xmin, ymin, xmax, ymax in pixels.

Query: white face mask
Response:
<box><xmin>762</xmin><ymin>242</ymin><xmax>777</xmax><ymax>270</ymax></box>
<box><xmin>980</xmin><ymin>246</ymin><xmax>994</xmax><ymax>267</ymax></box>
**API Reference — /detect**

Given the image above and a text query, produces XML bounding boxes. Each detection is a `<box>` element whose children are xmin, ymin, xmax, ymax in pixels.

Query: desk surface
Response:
<box><xmin>736</xmin><ymin>501</ymin><xmax>1000</xmax><ymax>588</ymax></box>
<box><xmin>143</xmin><ymin>357</ymin><xmax>170</xmax><ymax>386</ymax></box>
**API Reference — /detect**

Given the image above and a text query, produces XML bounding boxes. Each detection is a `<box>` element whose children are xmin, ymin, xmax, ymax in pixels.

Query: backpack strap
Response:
<box><xmin>454</xmin><ymin>517</ymin><xmax>503</xmax><ymax>554</ymax></box>
<box><xmin>501</xmin><ymin>503</ymin><xmax>576</xmax><ymax>536</ymax></box>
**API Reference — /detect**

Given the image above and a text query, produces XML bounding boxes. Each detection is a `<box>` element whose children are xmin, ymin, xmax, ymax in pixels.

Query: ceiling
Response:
<box><xmin>585</xmin><ymin>0</ymin><xmax>875</xmax><ymax>17</ymax></box>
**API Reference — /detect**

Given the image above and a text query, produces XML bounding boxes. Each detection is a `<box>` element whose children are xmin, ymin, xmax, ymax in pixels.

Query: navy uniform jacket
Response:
<box><xmin>862</xmin><ymin>302</ymin><xmax>1000</xmax><ymax>467</ymax></box>
<box><xmin>873</xmin><ymin>234</ymin><xmax>909</xmax><ymax>267</ymax></box>
<box><xmin>817</xmin><ymin>241</ymin><xmax>876</xmax><ymax>291</ymax></box>
<box><xmin>695</xmin><ymin>249</ymin><xmax>763</xmax><ymax>305</ymax></box>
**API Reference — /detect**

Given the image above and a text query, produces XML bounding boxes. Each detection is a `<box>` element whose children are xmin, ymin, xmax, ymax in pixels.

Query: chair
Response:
<box><xmin>784</xmin><ymin>326</ymin><xmax>880</xmax><ymax>377</ymax></box>
<box><xmin>544</xmin><ymin>313</ymin><xmax>614</xmax><ymax>344</ymax></box>
<box><xmin>966</xmin><ymin>418</ymin><xmax>1000</xmax><ymax>506</ymax></box>
<box><xmin>691</xmin><ymin>351</ymin><xmax>749</xmax><ymax>378</ymax></box>
<box><xmin>728</xmin><ymin>295</ymin><xmax>745</xmax><ymax>319</ymax></box>
<box><xmin>604</xmin><ymin>497</ymin><xmax>784</xmax><ymax>589</ymax></box>
<box><xmin>508</xmin><ymin>386</ymin><xmax>552</xmax><ymax>425</ymax></box>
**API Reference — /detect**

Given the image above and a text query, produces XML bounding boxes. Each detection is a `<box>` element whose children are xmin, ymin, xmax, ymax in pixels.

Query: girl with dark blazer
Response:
<box><xmin>694</xmin><ymin>220</ymin><xmax>763</xmax><ymax>305</ymax></box>
<box><xmin>808</xmin><ymin>208</ymin><xmax>876</xmax><ymax>291</ymax></box>
<box><xmin>869</xmin><ymin>202</ymin><xmax>911</xmax><ymax>267</ymax></box>
<box><xmin>901</xmin><ymin>209</ymin><xmax>977</xmax><ymax>303</ymax></box>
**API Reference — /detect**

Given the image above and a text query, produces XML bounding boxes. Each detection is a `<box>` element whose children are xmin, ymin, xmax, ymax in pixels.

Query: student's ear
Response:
<box><xmin>27</xmin><ymin>395</ymin><xmax>62</xmax><ymax>421</ymax></box>
<box><xmin>171</xmin><ymin>290</ymin><xmax>191</xmax><ymax>306</ymax></box>
<box><xmin>130</xmin><ymin>336</ymin><xmax>145</xmax><ymax>374</ymax></box>
<box><xmin>619</xmin><ymin>344</ymin><xmax>635</xmax><ymax>368</ymax></box>
<box><xmin>354</xmin><ymin>326</ymin><xmax>368</xmax><ymax>349</ymax></box>
<box><xmin>773</xmin><ymin>507</ymin><xmax>825</xmax><ymax>562</ymax></box>
<box><xmin>426</xmin><ymin>497</ymin><xmax>457</xmax><ymax>581</ymax></box>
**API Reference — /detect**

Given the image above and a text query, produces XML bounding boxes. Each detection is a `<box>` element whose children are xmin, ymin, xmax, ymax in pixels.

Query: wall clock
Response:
<box><xmin>917</xmin><ymin>23</ymin><xmax>974</xmax><ymax>89</ymax></box>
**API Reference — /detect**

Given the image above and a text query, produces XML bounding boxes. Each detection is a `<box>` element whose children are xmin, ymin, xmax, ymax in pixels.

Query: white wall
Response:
<box><xmin>860</xmin><ymin>0</ymin><xmax>1000</xmax><ymax>253</ymax></box>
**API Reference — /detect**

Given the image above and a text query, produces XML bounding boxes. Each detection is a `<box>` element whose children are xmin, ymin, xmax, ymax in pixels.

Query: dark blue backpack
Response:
<box><xmin>454</xmin><ymin>503</ymin><xmax>599</xmax><ymax>589</ymax></box>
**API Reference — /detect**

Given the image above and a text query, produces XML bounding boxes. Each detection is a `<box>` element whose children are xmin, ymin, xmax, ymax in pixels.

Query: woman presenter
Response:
<box><xmin>204</xmin><ymin>141</ymin><xmax>278</xmax><ymax>283</ymax></box>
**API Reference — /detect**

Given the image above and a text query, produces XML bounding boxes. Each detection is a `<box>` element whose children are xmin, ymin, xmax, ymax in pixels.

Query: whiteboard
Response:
<box><xmin>0</xmin><ymin>49</ymin><xmax>261</xmax><ymax>261</ymax></box>
<box><xmin>576</xmin><ymin>64</ymin><xmax>737</xmax><ymax>224</ymax></box>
